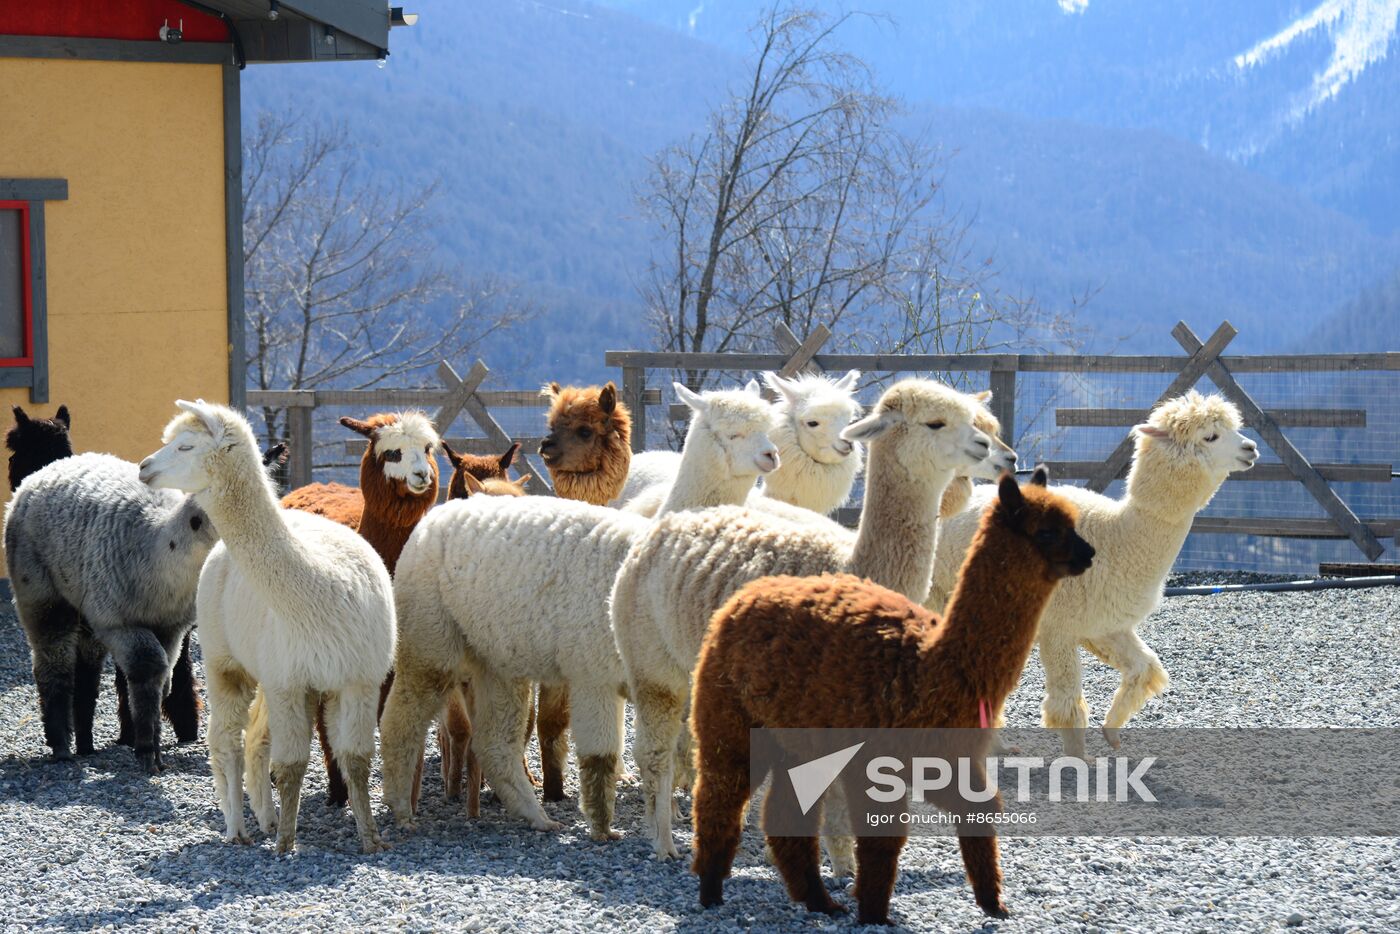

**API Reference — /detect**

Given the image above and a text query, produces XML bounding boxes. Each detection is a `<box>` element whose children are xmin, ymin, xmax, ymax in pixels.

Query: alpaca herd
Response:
<box><xmin>2</xmin><ymin>371</ymin><xmax>1260</xmax><ymax>922</ymax></box>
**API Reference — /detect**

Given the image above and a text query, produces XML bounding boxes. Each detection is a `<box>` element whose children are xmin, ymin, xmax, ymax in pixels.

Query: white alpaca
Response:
<box><xmin>378</xmin><ymin>381</ymin><xmax>781</xmax><ymax>841</ymax></box>
<box><xmin>617</xmin><ymin>370</ymin><xmax>864</xmax><ymax>518</ymax></box>
<box><xmin>928</xmin><ymin>390</ymin><xmax>1258</xmax><ymax>758</ymax></box>
<box><xmin>139</xmin><ymin>401</ymin><xmax>395</xmax><ymax>854</ymax></box>
<box><xmin>609</xmin><ymin>379</ymin><xmax>992</xmax><ymax>858</ymax></box>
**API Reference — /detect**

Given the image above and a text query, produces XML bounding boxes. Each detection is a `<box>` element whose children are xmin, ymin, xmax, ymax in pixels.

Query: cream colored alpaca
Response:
<box><xmin>378</xmin><ymin>382</ymin><xmax>780</xmax><ymax>841</ymax></box>
<box><xmin>139</xmin><ymin>401</ymin><xmax>395</xmax><ymax>854</ymax></box>
<box><xmin>609</xmin><ymin>379</ymin><xmax>992</xmax><ymax>859</ymax></box>
<box><xmin>928</xmin><ymin>391</ymin><xmax>1258</xmax><ymax>758</ymax></box>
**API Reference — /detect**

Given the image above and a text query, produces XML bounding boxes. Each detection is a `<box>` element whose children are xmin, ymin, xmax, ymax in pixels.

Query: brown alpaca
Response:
<box><xmin>533</xmin><ymin>380</ymin><xmax>634</xmax><ymax>800</ymax></box>
<box><xmin>277</xmin><ymin>411</ymin><xmax>441</xmax><ymax>807</ymax></box>
<box><xmin>690</xmin><ymin>468</ymin><xmax>1094</xmax><ymax>925</ymax></box>
<box><xmin>442</xmin><ymin>439</ymin><xmax>521</xmax><ymax>499</ymax></box>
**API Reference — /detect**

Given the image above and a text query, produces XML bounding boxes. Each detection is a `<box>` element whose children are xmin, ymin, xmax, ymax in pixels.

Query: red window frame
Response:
<box><xmin>0</xmin><ymin>200</ymin><xmax>34</xmax><ymax>368</ymax></box>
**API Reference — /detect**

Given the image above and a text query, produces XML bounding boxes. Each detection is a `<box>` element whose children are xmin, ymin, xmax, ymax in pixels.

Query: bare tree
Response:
<box><xmin>640</xmin><ymin>5</ymin><xmax>1082</xmax><ymax>395</ymax></box>
<box><xmin>243</xmin><ymin>112</ymin><xmax>530</xmax><ymax>466</ymax></box>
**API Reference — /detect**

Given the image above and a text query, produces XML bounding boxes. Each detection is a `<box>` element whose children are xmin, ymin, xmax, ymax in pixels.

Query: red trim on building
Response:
<box><xmin>0</xmin><ymin>201</ymin><xmax>34</xmax><ymax>368</ymax></box>
<box><xmin>0</xmin><ymin>1</ymin><xmax>228</xmax><ymax>44</ymax></box>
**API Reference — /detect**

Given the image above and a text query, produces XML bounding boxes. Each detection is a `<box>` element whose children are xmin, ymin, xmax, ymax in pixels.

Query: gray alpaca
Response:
<box><xmin>5</xmin><ymin>452</ymin><xmax>218</xmax><ymax>773</ymax></box>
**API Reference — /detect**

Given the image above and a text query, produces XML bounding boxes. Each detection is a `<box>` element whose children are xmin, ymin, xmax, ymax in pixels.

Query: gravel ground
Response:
<box><xmin>1</xmin><ymin>579</ymin><xmax>1397</xmax><ymax>933</ymax></box>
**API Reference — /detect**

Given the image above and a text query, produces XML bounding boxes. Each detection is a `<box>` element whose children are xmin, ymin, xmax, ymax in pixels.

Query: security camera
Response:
<box><xmin>159</xmin><ymin>18</ymin><xmax>184</xmax><ymax>43</ymax></box>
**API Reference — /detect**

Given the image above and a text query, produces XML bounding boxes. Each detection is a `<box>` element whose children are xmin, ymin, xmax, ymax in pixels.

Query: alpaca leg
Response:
<box><xmin>851</xmin><ymin>836</ymin><xmax>906</xmax><ymax>925</ymax></box>
<box><xmin>674</xmin><ymin>714</ymin><xmax>697</xmax><ymax>794</ymax></box>
<box><xmin>317</xmin><ymin>699</ymin><xmax>350</xmax><ymax>809</ymax></box>
<box><xmin>472</xmin><ymin>671</ymin><xmax>561</xmax><ymax>832</ymax></box>
<box><xmin>573</xmin><ymin>686</ymin><xmax>625</xmax><ymax>842</ymax></box>
<box><xmin>536</xmin><ymin>683</ymin><xmax>571</xmax><ymax>801</ymax></box>
<box><xmin>72</xmin><ymin>635</ymin><xmax>106</xmax><ymax>756</ymax></box>
<box><xmin>927</xmin><ymin>760</ymin><xmax>1008</xmax><ymax>918</ymax></box>
<box><xmin>104</xmin><ymin>627</ymin><xmax>171</xmax><ymax>774</ymax></box>
<box><xmin>523</xmin><ymin>687</ymin><xmax>540</xmax><ymax>786</ymax></box>
<box><xmin>691</xmin><ymin>686</ymin><xmax>754</xmax><ymax>909</ymax></box>
<box><xmin>820</xmin><ymin>782</ymin><xmax>857</xmax><ymax>879</ymax></box>
<box><xmin>441</xmin><ymin>685</ymin><xmax>471</xmax><ymax>802</ymax></box>
<box><xmin>633</xmin><ymin>680</ymin><xmax>688</xmax><ymax>860</ymax></box>
<box><xmin>378</xmin><ymin>657</ymin><xmax>452</xmax><ymax>826</ymax></box>
<box><xmin>324</xmin><ymin>688</ymin><xmax>388</xmax><ymax>853</ymax></box>
<box><xmin>1084</xmin><ymin>630</ymin><xmax>1170</xmax><ymax>748</ymax></box>
<box><xmin>164</xmin><ymin>630</ymin><xmax>202</xmax><ymax>744</ymax></box>
<box><xmin>21</xmin><ymin>600</ymin><xmax>79</xmax><ymax>761</ymax></box>
<box><xmin>1039</xmin><ymin>633</ymin><xmax>1090</xmax><ymax>759</ymax></box>
<box><xmin>266</xmin><ymin>687</ymin><xmax>315</xmax><ymax>855</ymax></box>
<box><xmin>244</xmin><ymin>688</ymin><xmax>277</xmax><ymax>835</ymax></box>
<box><xmin>764</xmin><ymin>761</ymin><xmax>843</xmax><ymax>915</ymax></box>
<box><xmin>114</xmin><ymin>664</ymin><xmax>134</xmax><ymax>747</ymax></box>
<box><xmin>207</xmin><ymin>664</ymin><xmax>255</xmax><ymax>844</ymax></box>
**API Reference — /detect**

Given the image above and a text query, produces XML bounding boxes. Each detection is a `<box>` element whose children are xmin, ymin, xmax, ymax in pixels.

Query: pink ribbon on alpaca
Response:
<box><xmin>979</xmin><ymin>699</ymin><xmax>991</xmax><ymax>729</ymax></box>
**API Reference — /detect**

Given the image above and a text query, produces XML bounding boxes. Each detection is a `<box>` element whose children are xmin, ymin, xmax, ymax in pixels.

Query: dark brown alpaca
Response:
<box><xmin>442</xmin><ymin>439</ymin><xmax>521</xmax><ymax>499</ymax></box>
<box><xmin>280</xmin><ymin>411</ymin><xmax>441</xmax><ymax>807</ymax></box>
<box><xmin>535</xmin><ymin>381</ymin><xmax>634</xmax><ymax>800</ymax></box>
<box><xmin>690</xmin><ymin>468</ymin><xmax>1094</xmax><ymax>925</ymax></box>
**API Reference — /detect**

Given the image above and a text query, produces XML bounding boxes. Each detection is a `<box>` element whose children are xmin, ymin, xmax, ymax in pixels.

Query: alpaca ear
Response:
<box><xmin>462</xmin><ymin>473</ymin><xmax>486</xmax><ymax>496</ymax></box>
<box><xmin>55</xmin><ymin>405</ymin><xmax>70</xmax><ymax>430</ymax></box>
<box><xmin>1135</xmin><ymin>424</ymin><xmax>1171</xmax><ymax>441</ymax></box>
<box><xmin>973</xmin><ymin>390</ymin><xmax>993</xmax><ymax>404</ymax></box>
<box><xmin>11</xmin><ymin>405</ymin><xmax>29</xmax><ymax>426</ymax></box>
<box><xmin>998</xmin><ymin>471</ymin><xmax>1025</xmax><ymax>512</ymax></box>
<box><xmin>175</xmin><ymin>400</ymin><xmax>223</xmax><ymax>440</ymax></box>
<box><xmin>598</xmin><ymin>382</ymin><xmax>618</xmax><ymax>415</ymax></box>
<box><xmin>674</xmin><ymin>382</ymin><xmax>708</xmax><ymax>415</ymax></box>
<box><xmin>1030</xmin><ymin>464</ymin><xmax>1050</xmax><ymax>487</ymax></box>
<box><xmin>262</xmin><ymin>442</ymin><xmax>289</xmax><ymax>468</ymax></box>
<box><xmin>339</xmin><ymin>416</ymin><xmax>377</xmax><ymax>438</ymax></box>
<box><xmin>499</xmin><ymin>441</ymin><xmax>521</xmax><ymax>471</ymax></box>
<box><xmin>834</xmin><ymin>370</ymin><xmax>860</xmax><ymax>392</ymax></box>
<box><xmin>513</xmin><ymin>475</ymin><xmax>531</xmax><ymax>492</ymax></box>
<box><xmin>761</xmin><ymin>372</ymin><xmax>799</xmax><ymax>401</ymax></box>
<box><xmin>841</xmin><ymin>409</ymin><xmax>902</xmax><ymax>443</ymax></box>
<box><xmin>743</xmin><ymin>378</ymin><xmax>762</xmax><ymax>396</ymax></box>
<box><xmin>541</xmin><ymin>381</ymin><xmax>562</xmax><ymax>402</ymax></box>
<box><xmin>440</xmin><ymin>440</ymin><xmax>464</xmax><ymax>468</ymax></box>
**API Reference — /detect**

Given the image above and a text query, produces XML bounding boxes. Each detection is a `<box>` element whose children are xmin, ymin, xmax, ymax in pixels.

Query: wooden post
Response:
<box><xmin>286</xmin><ymin>395</ymin><xmax>314</xmax><ymax>491</ymax></box>
<box><xmin>988</xmin><ymin>368</ymin><xmax>1017</xmax><ymax>451</ymax></box>
<box><xmin>623</xmin><ymin>365</ymin><xmax>646</xmax><ymax>453</ymax></box>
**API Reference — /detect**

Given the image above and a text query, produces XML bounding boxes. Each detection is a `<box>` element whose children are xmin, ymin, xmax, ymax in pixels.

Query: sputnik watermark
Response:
<box><xmin>866</xmin><ymin>754</ymin><xmax>1157</xmax><ymax>804</ymax></box>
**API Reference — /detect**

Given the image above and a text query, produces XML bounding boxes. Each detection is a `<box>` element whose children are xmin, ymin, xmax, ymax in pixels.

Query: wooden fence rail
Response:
<box><xmin>608</xmin><ymin>320</ymin><xmax>1399</xmax><ymax>562</ymax></box>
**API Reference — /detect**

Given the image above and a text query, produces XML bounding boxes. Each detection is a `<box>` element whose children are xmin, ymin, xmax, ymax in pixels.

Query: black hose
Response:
<box><xmin>174</xmin><ymin>0</ymin><xmax>246</xmax><ymax>69</ymax></box>
<box><xmin>1165</xmin><ymin>575</ymin><xmax>1400</xmax><ymax>596</ymax></box>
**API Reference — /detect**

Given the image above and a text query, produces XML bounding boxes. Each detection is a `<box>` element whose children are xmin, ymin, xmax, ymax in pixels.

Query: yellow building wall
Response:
<box><xmin>0</xmin><ymin>56</ymin><xmax>230</xmax><ymax>570</ymax></box>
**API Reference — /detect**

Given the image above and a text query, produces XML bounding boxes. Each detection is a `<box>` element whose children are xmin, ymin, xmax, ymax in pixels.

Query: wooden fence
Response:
<box><xmin>247</xmin><ymin>358</ymin><xmax>662</xmax><ymax>499</ymax></box>
<box><xmin>606</xmin><ymin>320</ymin><xmax>1400</xmax><ymax>561</ymax></box>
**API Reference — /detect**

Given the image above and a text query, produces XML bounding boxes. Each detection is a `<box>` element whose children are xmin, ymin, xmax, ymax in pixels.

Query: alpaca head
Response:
<box><xmin>965</xmin><ymin>391</ymin><xmax>1018</xmax><ymax>481</ymax></box>
<box><xmin>341</xmin><ymin>411</ymin><xmax>440</xmax><ymax>499</ymax></box>
<box><xmin>539</xmin><ymin>381</ymin><xmax>632</xmax><ymax>503</ymax></box>
<box><xmin>460</xmin><ymin>472</ymin><xmax>531</xmax><ymax>498</ymax></box>
<box><xmin>761</xmin><ymin>370</ymin><xmax>863</xmax><ymax>467</ymax></box>
<box><xmin>674</xmin><ymin>379</ymin><xmax>781</xmax><ymax>478</ymax></box>
<box><xmin>443</xmin><ymin>440</ymin><xmax>521</xmax><ymax>500</ymax></box>
<box><xmin>988</xmin><ymin>467</ymin><xmax>1095</xmax><ymax>581</ymax></box>
<box><xmin>841</xmin><ymin>379</ymin><xmax>991</xmax><ymax>482</ymax></box>
<box><xmin>7</xmin><ymin>404</ymin><xmax>74</xmax><ymax>492</ymax></box>
<box><xmin>141</xmin><ymin>400</ymin><xmax>264</xmax><ymax>495</ymax></box>
<box><xmin>1130</xmin><ymin>391</ymin><xmax>1257</xmax><ymax>511</ymax></box>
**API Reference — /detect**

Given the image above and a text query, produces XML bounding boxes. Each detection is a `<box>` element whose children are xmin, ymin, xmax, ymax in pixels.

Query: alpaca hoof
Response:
<box><xmin>254</xmin><ymin>812</ymin><xmax>277</xmax><ymax>835</ymax></box>
<box><xmin>116</xmin><ymin>732</ymin><xmax>134</xmax><ymax>748</ymax></box>
<box><xmin>361</xmin><ymin>836</ymin><xmax>391</xmax><ymax>854</ymax></box>
<box><xmin>529</xmin><ymin>817</ymin><xmax>564</xmax><ymax>832</ymax></box>
<box><xmin>653</xmin><ymin>836</ymin><xmax>681</xmax><ymax>861</ymax></box>
<box><xmin>50</xmin><ymin>748</ymin><xmax>73</xmax><ymax>763</ymax></box>
<box><xmin>75</xmin><ymin>739</ymin><xmax>95</xmax><ymax>757</ymax></box>
<box><xmin>807</xmin><ymin>898</ymin><xmax>846</xmax><ymax>917</ymax></box>
<box><xmin>276</xmin><ymin>837</ymin><xmax>297</xmax><ymax>855</ymax></box>
<box><xmin>1102</xmin><ymin>726</ymin><xmax>1122</xmax><ymax>750</ymax></box>
<box><xmin>618</xmin><ymin>769</ymin><xmax>639</xmax><ymax>784</ymax></box>
<box><xmin>589</xmin><ymin>827</ymin><xmax>623</xmax><ymax>842</ymax></box>
<box><xmin>699</xmin><ymin>876</ymin><xmax>725</xmax><ymax>908</ymax></box>
<box><xmin>223</xmin><ymin>830</ymin><xmax>252</xmax><ymax>845</ymax></box>
<box><xmin>857</xmin><ymin>913</ymin><xmax>894</xmax><ymax>926</ymax></box>
<box><xmin>980</xmin><ymin>902</ymin><xmax>1010</xmax><ymax>919</ymax></box>
<box><xmin>137</xmin><ymin>752</ymin><xmax>160</xmax><ymax>775</ymax></box>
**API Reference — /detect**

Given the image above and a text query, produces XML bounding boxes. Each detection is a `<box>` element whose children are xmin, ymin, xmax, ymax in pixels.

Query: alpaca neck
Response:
<box><xmin>196</xmin><ymin>450</ymin><xmax>309</xmax><ymax>585</ymax></box>
<box><xmin>848</xmin><ymin>440</ymin><xmax>950</xmax><ymax>602</ymax></box>
<box><xmin>657</xmin><ymin>431</ymin><xmax>755</xmax><ymax>516</ymax></box>
<box><xmin>920</xmin><ymin>527</ymin><xmax>1057</xmax><ymax>717</ymax></box>
<box><xmin>1124</xmin><ymin>452</ymin><xmax>1222</xmax><ymax>524</ymax></box>
<box><xmin>356</xmin><ymin>457</ymin><xmax>435</xmax><ymax>575</ymax></box>
<box><xmin>554</xmin><ymin>467</ymin><xmax>623</xmax><ymax>505</ymax></box>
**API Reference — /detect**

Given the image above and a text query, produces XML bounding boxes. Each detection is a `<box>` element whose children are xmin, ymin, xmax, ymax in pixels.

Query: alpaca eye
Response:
<box><xmin>925</xmin><ymin>421</ymin><xmax>945</xmax><ymax>431</ymax></box>
<box><xmin>805</xmin><ymin>420</ymin><xmax>820</xmax><ymax>428</ymax></box>
<box><xmin>577</xmin><ymin>427</ymin><xmax>593</xmax><ymax>440</ymax></box>
<box><xmin>1034</xmin><ymin>530</ymin><xmax>1056</xmax><ymax>546</ymax></box>
<box><xmin>178</xmin><ymin>445</ymin><xmax>193</xmax><ymax>452</ymax></box>
<box><xmin>1205</xmin><ymin>433</ymin><xmax>1219</xmax><ymax>443</ymax></box>
<box><xmin>384</xmin><ymin>450</ymin><xmax>403</xmax><ymax>463</ymax></box>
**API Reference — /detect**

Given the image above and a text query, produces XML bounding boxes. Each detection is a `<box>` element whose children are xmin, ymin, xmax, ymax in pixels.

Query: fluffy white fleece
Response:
<box><xmin>609</xmin><ymin>378</ymin><xmax>993</xmax><ymax>859</ymax></box>
<box><xmin>927</xmin><ymin>391</ymin><xmax>1259</xmax><ymax>757</ymax></box>
<box><xmin>140</xmin><ymin>400</ymin><xmax>395</xmax><ymax>855</ymax></box>
<box><xmin>378</xmin><ymin>383</ymin><xmax>781</xmax><ymax>841</ymax></box>
<box><xmin>620</xmin><ymin>370</ymin><xmax>864</xmax><ymax>519</ymax></box>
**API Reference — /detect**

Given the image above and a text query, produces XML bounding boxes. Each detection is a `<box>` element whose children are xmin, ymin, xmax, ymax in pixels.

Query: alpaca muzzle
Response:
<box><xmin>755</xmin><ymin>449</ymin><xmax>780</xmax><ymax>474</ymax></box>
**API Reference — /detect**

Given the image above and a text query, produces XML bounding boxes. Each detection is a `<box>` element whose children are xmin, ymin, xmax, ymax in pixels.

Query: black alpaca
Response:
<box><xmin>6</xmin><ymin>405</ymin><xmax>205</xmax><ymax>747</ymax></box>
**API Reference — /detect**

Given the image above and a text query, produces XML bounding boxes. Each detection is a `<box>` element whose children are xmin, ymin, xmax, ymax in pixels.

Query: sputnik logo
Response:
<box><xmin>787</xmin><ymin>742</ymin><xmax>865</xmax><ymax>814</ymax></box>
